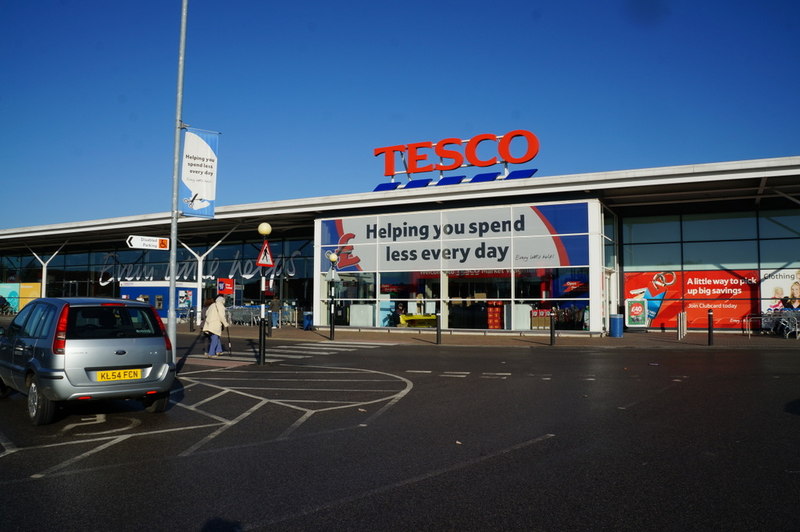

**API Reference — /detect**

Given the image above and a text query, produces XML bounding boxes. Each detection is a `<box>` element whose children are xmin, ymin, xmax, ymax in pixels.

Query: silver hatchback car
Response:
<box><xmin>0</xmin><ymin>297</ymin><xmax>176</xmax><ymax>425</ymax></box>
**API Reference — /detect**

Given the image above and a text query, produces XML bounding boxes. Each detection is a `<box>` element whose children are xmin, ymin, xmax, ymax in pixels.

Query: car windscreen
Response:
<box><xmin>66</xmin><ymin>306</ymin><xmax>162</xmax><ymax>339</ymax></box>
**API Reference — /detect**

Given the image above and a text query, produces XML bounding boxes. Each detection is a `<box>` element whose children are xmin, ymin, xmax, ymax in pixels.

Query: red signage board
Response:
<box><xmin>217</xmin><ymin>278</ymin><xmax>234</xmax><ymax>295</ymax></box>
<box><xmin>374</xmin><ymin>129</ymin><xmax>540</xmax><ymax>176</ymax></box>
<box><xmin>623</xmin><ymin>270</ymin><xmax>760</xmax><ymax>329</ymax></box>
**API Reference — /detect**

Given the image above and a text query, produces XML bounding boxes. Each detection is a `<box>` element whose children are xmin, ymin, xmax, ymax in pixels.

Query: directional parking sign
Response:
<box><xmin>126</xmin><ymin>235</ymin><xmax>170</xmax><ymax>250</ymax></box>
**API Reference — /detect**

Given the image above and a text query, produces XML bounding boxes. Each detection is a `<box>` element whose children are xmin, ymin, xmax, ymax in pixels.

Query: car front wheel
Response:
<box><xmin>27</xmin><ymin>375</ymin><xmax>57</xmax><ymax>425</ymax></box>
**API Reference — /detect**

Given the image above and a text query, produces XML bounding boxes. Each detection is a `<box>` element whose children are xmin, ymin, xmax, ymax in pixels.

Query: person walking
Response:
<box><xmin>202</xmin><ymin>295</ymin><xmax>229</xmax><ymax>357</ymax></box>
<box><xmin>269</xmin><ymin>296</ymin><xmax>282</xmax><ymax>329</ymax></box>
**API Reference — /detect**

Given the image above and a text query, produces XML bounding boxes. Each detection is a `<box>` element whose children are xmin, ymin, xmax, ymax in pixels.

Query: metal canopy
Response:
<box><xmin>1</xmin><ymin>156</ymin><xmax>798</xmax><ymax>255</ymax></box>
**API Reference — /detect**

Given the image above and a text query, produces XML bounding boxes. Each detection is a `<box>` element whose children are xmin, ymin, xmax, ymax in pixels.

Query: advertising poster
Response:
<box><xmin>19</xmin><ymin>283</ymin><xmax>41</xmax><ymax>310</ymax></box>
<box><xmin>625</xmin><ymin>299</ymin><xmax>648</xmax><ymax>327</ymax></box>
<box><xmin>178</xmin><ymin>290</ymin><xmax>192</xmax><ymax>308</ymax></box>
<box><xmin>759</xmin><ymin>268</ymin><xmax>800</xmax><ymax>312</ymax></box>
<box><xmin>320</xmin><ymin>202</ymin><xmax>589</xmax><ymax>273</ymax></box>
<box><xmin>683</xmin><ymin>270</ymin><xmax>759</xmax><ymax>328</ymax></box>
<box><xmin>0</xmin><ymin>283</ymin><xmax>19</xmax><ymax>313</ymax></box>
<box><xmin>624</xmin><ymin>270</ymin><xmax>759</xmax><ymax>329</ymax></box>
<box><xmin>217</xmin><ymin>278</ymin><xmax>234</xmax><ymax>295</ymax></box>
<box><xmin>179</xmin><ymin>128</ymin><xmax>219</xmax><ymax>219</ymax></box>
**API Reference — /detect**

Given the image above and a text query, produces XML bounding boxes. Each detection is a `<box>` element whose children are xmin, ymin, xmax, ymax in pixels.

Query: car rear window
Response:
<box><xmin>66</xmin><ymin>306</ymin><xmax>163</xmax><ymax>339</ymax></box>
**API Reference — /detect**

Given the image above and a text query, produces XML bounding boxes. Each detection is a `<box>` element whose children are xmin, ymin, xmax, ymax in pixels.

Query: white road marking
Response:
<box><xmin>0</xmin><ymin>428</ymin><xmax>18</xmax><ymax>458</ymax></box>
<box><xmin>323</xmin><ymin>341</ymin><xmax>396</xmax><ymax>346</ymax></box>
<box><xmin>32</xmin><ymin>435</ymin><xmax>132</xmax><ymax>478</ymax></box>
<box><xmin>280</xmin><ymin>345</ymin><xmax>356</xmax><ymax>352</ymax></box>
<box><xmin>226</xmin><ymin>386</ymin><xmax>402</xmax><ymax>392</ymax></box>
<box><xmin>259</xmin><ymin>351</ymin><xmax>313</xmax><ymax>359</ymax></box>
<box><xmin>179</xmin><ymin>398</ymin><xmax>270</xmax><ymax>457</ymax></box>
<box><xmin>180</xmin><ymin>364</ymin><xmax>413</xmax><ymax>451</ymax></box>
<box><xmin>269</xmin><ymin>346</ymin><xmax>344</xmax><ymax>353</ymax></box>
<box><xmin>0</xmin><ymin>364</ymin><xmax>411</xmax><ymax>478</ymax></box>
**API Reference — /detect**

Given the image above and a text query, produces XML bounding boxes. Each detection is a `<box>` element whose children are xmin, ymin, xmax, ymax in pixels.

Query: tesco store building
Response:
<box><xmin>1</xmin><ymin>130</ymin><xmax>798</xmax><ymax>336</ymax></box>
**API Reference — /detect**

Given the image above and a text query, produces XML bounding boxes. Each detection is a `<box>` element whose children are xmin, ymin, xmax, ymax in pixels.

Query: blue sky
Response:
<box><xmin>2</xmin><ymin>0</ymin><xmax>798</xmax><ymax>228</ymax></box>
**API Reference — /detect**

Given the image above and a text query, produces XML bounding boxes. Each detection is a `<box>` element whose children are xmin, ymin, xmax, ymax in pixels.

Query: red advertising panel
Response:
<box><xmin>683</xmin><ymin>270</ymin><xmax>759</xmax><ymax>328</ymax></box>
<box><xmin>624</xmin><ymin>270</ymin><xmax>759</xmax><ymax>329</ymax></box>
<box><xmin>623</xmin><ymin>271</ymin><xmax>682</xmax><ymax>330</ymax></box>
<box><xmin>217</xmin><ymin>278</ymin><xmax>234</xmax><ymax>295</ymax></box>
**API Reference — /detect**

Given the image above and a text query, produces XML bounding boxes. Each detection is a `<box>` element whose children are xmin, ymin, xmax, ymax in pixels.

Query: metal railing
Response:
<box><xmin>744</xmin><ymin>311</ymin><xmax>799</xmax><ymax>340</ymax></box>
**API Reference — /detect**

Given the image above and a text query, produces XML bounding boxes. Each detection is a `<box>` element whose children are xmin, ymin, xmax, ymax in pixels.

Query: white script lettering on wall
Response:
<box><xmin>97</xmin><ymin>250</ymin><xmax>300</xmax><ymax>286</ymax></box>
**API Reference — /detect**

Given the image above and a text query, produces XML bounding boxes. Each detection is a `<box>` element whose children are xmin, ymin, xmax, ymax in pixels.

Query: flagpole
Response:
<box><xmin>168</xmin><ymin>0</ymin><xmax>189</xmax><ymax>362</ymax></box>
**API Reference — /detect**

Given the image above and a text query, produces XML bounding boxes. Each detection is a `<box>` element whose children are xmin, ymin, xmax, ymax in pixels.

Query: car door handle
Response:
<box><xmin>115</xmin><ymin>350</ymin><xmax>127</xmax><ymax>355</ymax></box>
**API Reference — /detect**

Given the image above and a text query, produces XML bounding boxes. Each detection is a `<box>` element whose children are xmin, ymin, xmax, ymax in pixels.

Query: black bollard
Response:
<box><xmin>189</xmin><ymin>308</ymin><xmax>196</xmax><ymax>332</ymax></box>
<box><xmin>549</xmin><ymin>310</ymin><xmax>556</xmax><ymax>346</ymax></box>
<box><xmin>258</xmin><ymin>317</ymin><xmax>267</xmax><ymax>365</ymax></box>
<box><xmin>707</xmin><ymin>308</ymin><xmax>714</xmax><ymax>346</ymax></box>
<box><xmin>329</xmin><ymin>297</ymin><xmax>336</xmax><ymax>341</ymax></box>
<box><xmin>435</xmin><ymin>301</ymin><xmax>442</xmax><ymax>345</ymax></box>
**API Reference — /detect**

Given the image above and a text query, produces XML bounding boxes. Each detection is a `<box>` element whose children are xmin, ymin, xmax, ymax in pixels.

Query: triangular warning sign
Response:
<box><xmin>256</xmin><ymin>240</ymin><xmax>274</xmax><ymax>267</ymax></box>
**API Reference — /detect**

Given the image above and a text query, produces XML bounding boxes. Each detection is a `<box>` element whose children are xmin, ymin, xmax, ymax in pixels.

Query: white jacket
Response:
<box><xmin>202</xmin><ymin>296</ymin><xmax>229</xmax><ymax>336</ymax></box>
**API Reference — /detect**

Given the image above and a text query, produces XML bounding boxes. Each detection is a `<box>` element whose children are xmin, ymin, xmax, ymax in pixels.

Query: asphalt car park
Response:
<box><xmin>2</xmin><ymin>338</ymin><xmax>799</xmax><ymax>531</ymax></box>
<box><xmin>0</xmin><ymin>356</ymin><xmax>411</xmax><ymax>483</ymax></box>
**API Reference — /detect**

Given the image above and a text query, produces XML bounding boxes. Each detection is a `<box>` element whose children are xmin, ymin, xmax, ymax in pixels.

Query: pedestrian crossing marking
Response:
<box><xmin>275</xmin><ymin>345</ymin><xmax>353</xmax><ymax>352</ymax></box>
<box><xmin>192</xmin><ymin>341</ymin><xmax>392</xmax><ymax>362</ymax></box>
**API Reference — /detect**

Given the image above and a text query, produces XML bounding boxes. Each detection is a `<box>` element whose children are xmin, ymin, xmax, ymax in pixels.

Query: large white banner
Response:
<box><xmin>319</xmin><ymin>202</ymin><xmax>590</xmax><ymax>272</ymax></box>
<box><xmin>179</xmin><ymin>129</ymin><xmax>219</xmax><ymax>218</ymax></box>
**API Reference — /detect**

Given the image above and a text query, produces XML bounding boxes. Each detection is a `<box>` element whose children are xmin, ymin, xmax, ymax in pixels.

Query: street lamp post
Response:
<box><xmin>257</xmin><ymin>222</ymin><xmax>271</xmax><ymax>365</ymax></box>
<box><xmin>327</xmin><ymin>252</ymin><xmax>339</xmax><ymax>341</ymax></box>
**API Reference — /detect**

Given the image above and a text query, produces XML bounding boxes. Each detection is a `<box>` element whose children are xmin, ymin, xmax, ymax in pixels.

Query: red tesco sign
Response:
<box><xmin>374</xmin><ymin>129</ymin><xmax>540</xmax><ymax>177</ymax></box>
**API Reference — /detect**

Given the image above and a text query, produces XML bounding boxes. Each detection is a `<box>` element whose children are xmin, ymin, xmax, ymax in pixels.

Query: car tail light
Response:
<box><xmin>53</xmin><ymin>304</ymin><xmax>70</xmax><ymax>355</ymax></box>
<box><xmin>154</xmin><ymin>312</ymin><xmax>172</xmax><ymax>352</ymax></box>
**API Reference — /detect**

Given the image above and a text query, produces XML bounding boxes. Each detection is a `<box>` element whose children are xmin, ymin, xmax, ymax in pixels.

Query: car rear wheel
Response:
<box><xmin>27</xmin><ymin>375</ymin><xmax>57</xmax><ymax>425</ymax></box>
<box><xmin>143</xmin><ymin>393</ymin><xmax>170</xmax><ymax>413</ymax></box>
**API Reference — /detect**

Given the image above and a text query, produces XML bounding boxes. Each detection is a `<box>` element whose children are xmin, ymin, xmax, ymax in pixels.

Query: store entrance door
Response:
<box><xmin>603</xmin><ymin>269</ymin><xmax>618</xmax><ymax>333</ymax></box>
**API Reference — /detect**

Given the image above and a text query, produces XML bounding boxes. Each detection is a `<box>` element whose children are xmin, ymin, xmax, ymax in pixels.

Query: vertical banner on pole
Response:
<box><xmin>180</xmin><ymin>128</ymin><xmax>219</xmax><ymax>218</ymax></box>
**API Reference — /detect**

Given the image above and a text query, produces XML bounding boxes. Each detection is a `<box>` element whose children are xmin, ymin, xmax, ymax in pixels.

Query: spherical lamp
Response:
<box><xmin>257</xmin><ymin>222</ymin><xmax>272</xmax><ymax>237</ymax></box>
